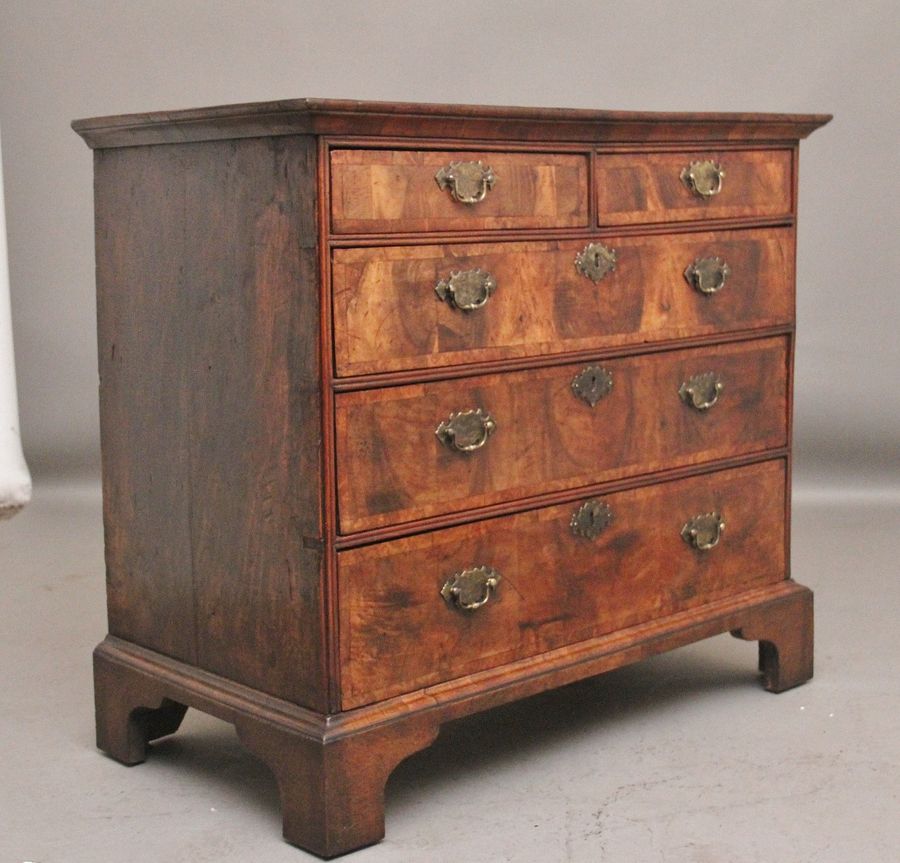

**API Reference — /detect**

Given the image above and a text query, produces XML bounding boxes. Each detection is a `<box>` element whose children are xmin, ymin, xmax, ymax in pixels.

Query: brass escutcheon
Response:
<box><xmin>685</xmin><ymin>256</ymin><xmax>731</xmax><ymax>295</ymax></box>
<box><xmin>682</xmin><ymin>512</ymin><xmax>725</xmax><ymax>550</ymax></box>
<box><xmin>570</xmin><ymin>499</ymin><xmax>613</xmax><ymax>540</ymax></box>
<box><xmin>575</xmin><ymin>242</ymin><xmax>617</xmax><ymax>283</ymax></box>
<box><xmin>435</xmin><ymin>160</ymin><xmax>496</xmax><ymax>205</ymax></box>
<box><xmin>679</xmin><ymin>372</ymin><xmax>724</xmax><ymax>411</ymax></box>
<box><xmin>681</xmin><ymin>160</ymin><xmax>725</xmax><ymax>198</ymax></box>
<box><xmin>435</xmin><ymin>268</ymin><xmax>497</xmax><ymax>311</ymax></box>
<box><xmin>435</xmin><ymin>408</ymin><xmax>497</xmax><ymax>453</ymax></box>
<box><xmin>571</xmin><ymin>365</ymin><xmax>614</xmax><ymax>407</ymax></box>
<box><xmin>441</xmin><ymin>566</ymin><xmax>501</xmax><ymax>611</ymax></box>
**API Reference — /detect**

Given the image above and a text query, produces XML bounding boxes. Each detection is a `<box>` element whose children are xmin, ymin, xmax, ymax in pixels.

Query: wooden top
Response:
<box><xmin>72</xmin><ymin>97</ymin><xmax>831</xmax><ymax>149</ymax></box>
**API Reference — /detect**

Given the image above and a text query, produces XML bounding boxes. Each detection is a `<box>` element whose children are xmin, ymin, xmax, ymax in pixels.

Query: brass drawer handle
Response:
<box><xmin>441</xmin><ymin>566</ymin><xmax>501</xmax><ymax>611</ymax></box>
<box><xmin>571</xmin><ymin>499</ymin><xmax>613</xmax><ymax>540</ymax></box>
<box><xmin>575</xmin><ymin>242</ymin><xmax>617</xmax><ymax>283</ymax></box>
<box><xmin>435</xmin><ymin>268</ymin><xmax>497</xmax><ymax>311</ymax></box>
<box><xmin>571</xmin><ymin>365</ymin><xmax>613</xmax><ymax>407</ymax></box>
<box><xmin>435</xmin><ymin>408</ymin><xmax>496</xmax><ymax>453</ymax></box>
<box><xmin>685</xmin><ymin>256</ymin><xmax>731</xmax><ymax>295</ymax></box>
<box><xmin>680</xmin><ymin>160</ymin><xmax>725</xmax><ymax>198</ymax></box>
<box><xmin>435</xmin><ymin>160</ymin><xmax>496</xmax><ymax>205</ymax></box>
<box><xmin>682</xmin><ymin>512</ymin><xmax>725</xmax><ymax>550</ymax></box>
<box><xmin>679</xmin><ymin>372</ymin><xmax>723</xmax><ymax>411</ymax></box>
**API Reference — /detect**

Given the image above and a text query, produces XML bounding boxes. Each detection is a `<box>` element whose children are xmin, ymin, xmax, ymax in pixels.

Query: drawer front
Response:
<box><xmin>333</xmin><ymin>227</ymin><xmax>794</xmax><ymax>376</ymax></box>
<box><xmin>335</xmin><ymin>336</ymin><xmax>788</xmax><ymax>533</ymax></box>
<box><xmin>339</xmin><ymin>459</ymin><xmax>787</xmax><ymax>708</ymax></box>
<box><xmin>596</xmin><ymin>149</ymin><xmax>792</xmax><ymax>226</ymax></box>
<box><xmin>330</xmin><ymin>149</ymin><xmax>589</xmax><ymax>234</ymax></box>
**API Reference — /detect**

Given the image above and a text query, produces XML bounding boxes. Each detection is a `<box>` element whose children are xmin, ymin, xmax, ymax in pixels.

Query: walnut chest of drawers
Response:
<box><xmin>73</xmin><ymin>99</ymin><xmax>830</xmax><ymax>857</ymax></box>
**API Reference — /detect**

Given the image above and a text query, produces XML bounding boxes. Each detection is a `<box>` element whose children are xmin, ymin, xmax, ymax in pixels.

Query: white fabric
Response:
<box><xmin>0</xmin><ymin>123</ymin><xmax>31</xmax><ymax>517</ymax></box>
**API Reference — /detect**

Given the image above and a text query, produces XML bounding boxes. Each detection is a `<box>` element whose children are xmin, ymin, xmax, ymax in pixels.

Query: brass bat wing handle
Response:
<box><xmin>679</xmin><ymin>372</ymin><xmax>724</xmax><ymax>411</ymax></box>
<box><xmin>435</xmin><ymin>160</ymin><xmax>496</xmax><ymax>205</ymax></box>
<box><xmin>682</xmin><ymin>512</ymin><xmax>725</xmax><ymax>550</ymax></box>
<box><xmin>435</xmin><ymin>408</ymin><xmax>497</xmax><ymax>453</ymax></box>
<box><xmin>441</xmin><ymin>566</ymin><xmax>501</xmax><ymax>611</ymax></box>
<box><xmin>681</xmin><ymin>160</ymin><xmax>725</xmax><ymax>198</ymax></box>
<box><xmin>435</xmin><ymin>268</ymin><xmax>497</xmax><ymax>311</ymax></box>
<box><xmin>685</xmin><ymin>256</ymin><xmax>731</xmax><ymax>295</ymax></box>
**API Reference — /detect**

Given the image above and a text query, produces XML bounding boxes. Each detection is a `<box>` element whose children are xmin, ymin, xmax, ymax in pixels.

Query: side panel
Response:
<box><xmin>94</xmin><ymin>136</ymin><xmax>327</xmax><ymax>709</ymax></box>
<box><xmin>95</xmin><ymin>144</ymin><xmax>196</xmax><ymax>662</ymax></box>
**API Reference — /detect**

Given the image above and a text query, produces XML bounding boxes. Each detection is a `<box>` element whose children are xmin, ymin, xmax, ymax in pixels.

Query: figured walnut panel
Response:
<box><xmin>338</xmin><ymin>459</ymin><xmax>786</xmax><ymax>708</ymax></box>
<box><xmin>596</xmin><ymin>149</ymin><xmax>792</xmax><ymax>225</ymax></box>
<box><xmin>335</xmin><ymin>336</ymin><xmax>788</xmax><ymax>533</ymax></box>
<box><xmin>332</xmin><ymin>227</ymin><xmax>794</xmax><ymax>376</ymax></box>
<box><xmin>330</xmin><ymin>149</ymin><xmax>589</xmax><ymax>234</ymax></box>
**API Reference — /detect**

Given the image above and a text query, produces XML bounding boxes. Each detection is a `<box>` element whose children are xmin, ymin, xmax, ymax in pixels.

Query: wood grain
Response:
<box><xmin>93</xmin><ymin>636</ymin><xmax>440</xmax><ymax>858</ymax></box>
<box><xmin>234</xmin><ymin>707</ymin><xmax>438</xmax><ymax>856</ymax></box>
<box><xmin>338</xmin><ymin>459</ymin><xmax>786</xmax><ymax>707</ymax></box>
<box><xmin>72</xmin><ymin>98</ymin><xmax>832</xmax><ymax>149</ymax></box>
<box><xmin>94</xmin><ymin>137</ymin><xmax>328</xmax><ymax>710</ymax></box>
<box><xmin>181</xmin><ymin>137</ymin><xmax>326</xmax><ymax>709</ymax></box>
<box><xmin>94</xmin><ymin>572</ymin><xmax>812</xmax><ymax>855</ymax></box>
<box><xmin>94</xmin><ymin>145</ymin><xmax>198</xmax><ymax>664</ymax></box>
<box><xmin>79</xmin><ymin>97</ymin><xmax>829</xmax><ymax>856</ymax></box>
<box><xmin>731</xmin><ymin>582</ymin><xmax>813</xmax><ymax>692</ymax></box>
<box><xmin>596</xmin><ymin>149</ymin><xmax>793</xmax><ymax>225</ymax></box>
<box><xmin>332</xmin><ymin>227</ymin><xmax>795</xmax><ymax>376</ymax></box>
<box><xmin>330</xmin><ymin>149</ymin><xmax>588</xmax><ymax>234</ymax></box>
<box><xmin>335</xmin><ymin>336</ymin><xmax>789</xmax><ymax>533</ymax></box>
<box><xmin>335</xmin><ymin>583</ymin><xmax>814</xmax><ymax>731</ymax></box>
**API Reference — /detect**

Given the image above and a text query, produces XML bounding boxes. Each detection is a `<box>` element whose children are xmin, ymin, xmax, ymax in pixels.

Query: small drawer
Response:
<box><xmin>338</xmin><ymin>459</ymin><xmax>787</xmax><ymax>708</ymax></box>
<box><xmin>335</xmin><ymin>336</ymin><xmax>788</xmax><ymax>533</ymax></box>
<box><xmin>330</xmin><ymin>148</ymin><xmax>589</xmax><ymax>234</ymax></box>
<box><xmin>596</xmin><ymin>149</ymin><xmax>792</xmax><ymax>226</ymax></box>
<box><xmin>332</xmin><ymin>227</ymin><xmax>795</xmax><ymax>376</ymax></box>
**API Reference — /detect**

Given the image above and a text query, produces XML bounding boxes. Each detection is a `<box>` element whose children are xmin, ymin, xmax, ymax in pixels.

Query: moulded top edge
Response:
<box><xmin>71</xmin><ymin>97</ymin><xmax>832</xmax><ymax>150</ymax></box>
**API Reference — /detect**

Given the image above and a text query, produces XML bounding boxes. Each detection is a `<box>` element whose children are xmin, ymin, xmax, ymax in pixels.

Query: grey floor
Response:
<box><xmin>2</xmin><ymin>483</ymin><xmax>898</xmax><ymax>863</ymax></box>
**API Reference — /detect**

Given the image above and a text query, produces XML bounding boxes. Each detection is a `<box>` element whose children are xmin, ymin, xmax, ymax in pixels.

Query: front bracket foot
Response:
<box><xmin>731</xmin><ymin>584</ymin><xmax>813</xmax><ymax>692</ymax></box>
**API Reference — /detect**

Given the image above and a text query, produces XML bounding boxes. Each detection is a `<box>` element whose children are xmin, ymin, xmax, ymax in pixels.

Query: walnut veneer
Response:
<box><xmin>332</xmin><ymin>227</ymin><xmax>794</xmax><ymax>375</ymax></box>
<box><xmin>73</xmin><ymin>98</ymin><xmax>830</xmax><ymax>858</ymax></box>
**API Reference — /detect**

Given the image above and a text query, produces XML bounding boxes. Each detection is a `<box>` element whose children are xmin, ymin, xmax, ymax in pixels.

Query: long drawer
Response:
<box><xmin>338</xmin><ymin>459</ymin><xmax>787</xmax><ymax>708</ymax></box>
<box><xmin>330</xmin><ymin>148</ymin><xmax>589</xmax><ymax>234</ymax></box>
<box><xmin>596</xmin><ymin>149</ymin><xmax>793</xmax><ymax>225</ymax></box>
<box><xmin>335</xmin><ymin>336</ymin><xmax>788</xmax><ymax>533</ymax></box>
<box><xmin>332</xmin><ymin>227</ymin><xmax>794</xmax><ymax>376</ymax></box>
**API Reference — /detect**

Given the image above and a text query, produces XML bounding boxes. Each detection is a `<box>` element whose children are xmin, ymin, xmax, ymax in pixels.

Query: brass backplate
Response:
<box><xmin>682</xmin><ymin>512</ymin><xmax>725</xmax><ymax>550</ymax></box>
<box><xmin>435</xmin><ymin>160</ymin><xmax>496</xmax><ymax>204</ymax></box>
<box><xmin>684</xmin><ymin>256</ymin><xmax>731</xmax><ymax>295</ymax></box>
<box><xmin>572</xmin><ymin>365</ymin><xmax>613</xmax><ymax>407</ymax></box>
<box><xmin>575</xmin><ymin>242</ymin><xmax>617</xmax><ymax>283</ymax></box>
<box><xmin>435</xmin><ymin>408</ymin><xmax>497</xmax><ymax>453</ymax></box>
<box><xmin>435</xmin><ymin>268</ymin><xmax>497</xmax><ymax>311</ymax></box>
<box><xmin>570</xmin><ymin>499</ymin><xmax>613</xmax><ymax>540</ymax></box>
<box><xmin>679</xmin><ymin>372</ymin><xmax>723</xmax><ymax>411</ymax></box>
<box><xmin>680</xmin><ymin>160</ymin><xmax>725</xmax><ymax>198</ymax></box>
<box><xmin>440</xmin><ymin>566</ymin><xmax>502</xmax><ymax>611</ymax></box>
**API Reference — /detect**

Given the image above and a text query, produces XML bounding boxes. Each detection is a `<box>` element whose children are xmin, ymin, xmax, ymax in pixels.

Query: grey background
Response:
<box><xmin>2</xmin><ymin>4</ymin><xmax>899</xmax><ymax>862</ymax></box>
<box><xmin>0</xmin><ymin>0</ymin><xmax>897</xmax><ymax>493</ymax></box>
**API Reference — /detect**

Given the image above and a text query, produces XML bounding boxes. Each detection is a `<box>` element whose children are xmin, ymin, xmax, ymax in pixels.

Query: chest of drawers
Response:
<box><xmin>74</xmin><ymin>99</ymin><xmax>830</xmax><ymax>858</ymax></box>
